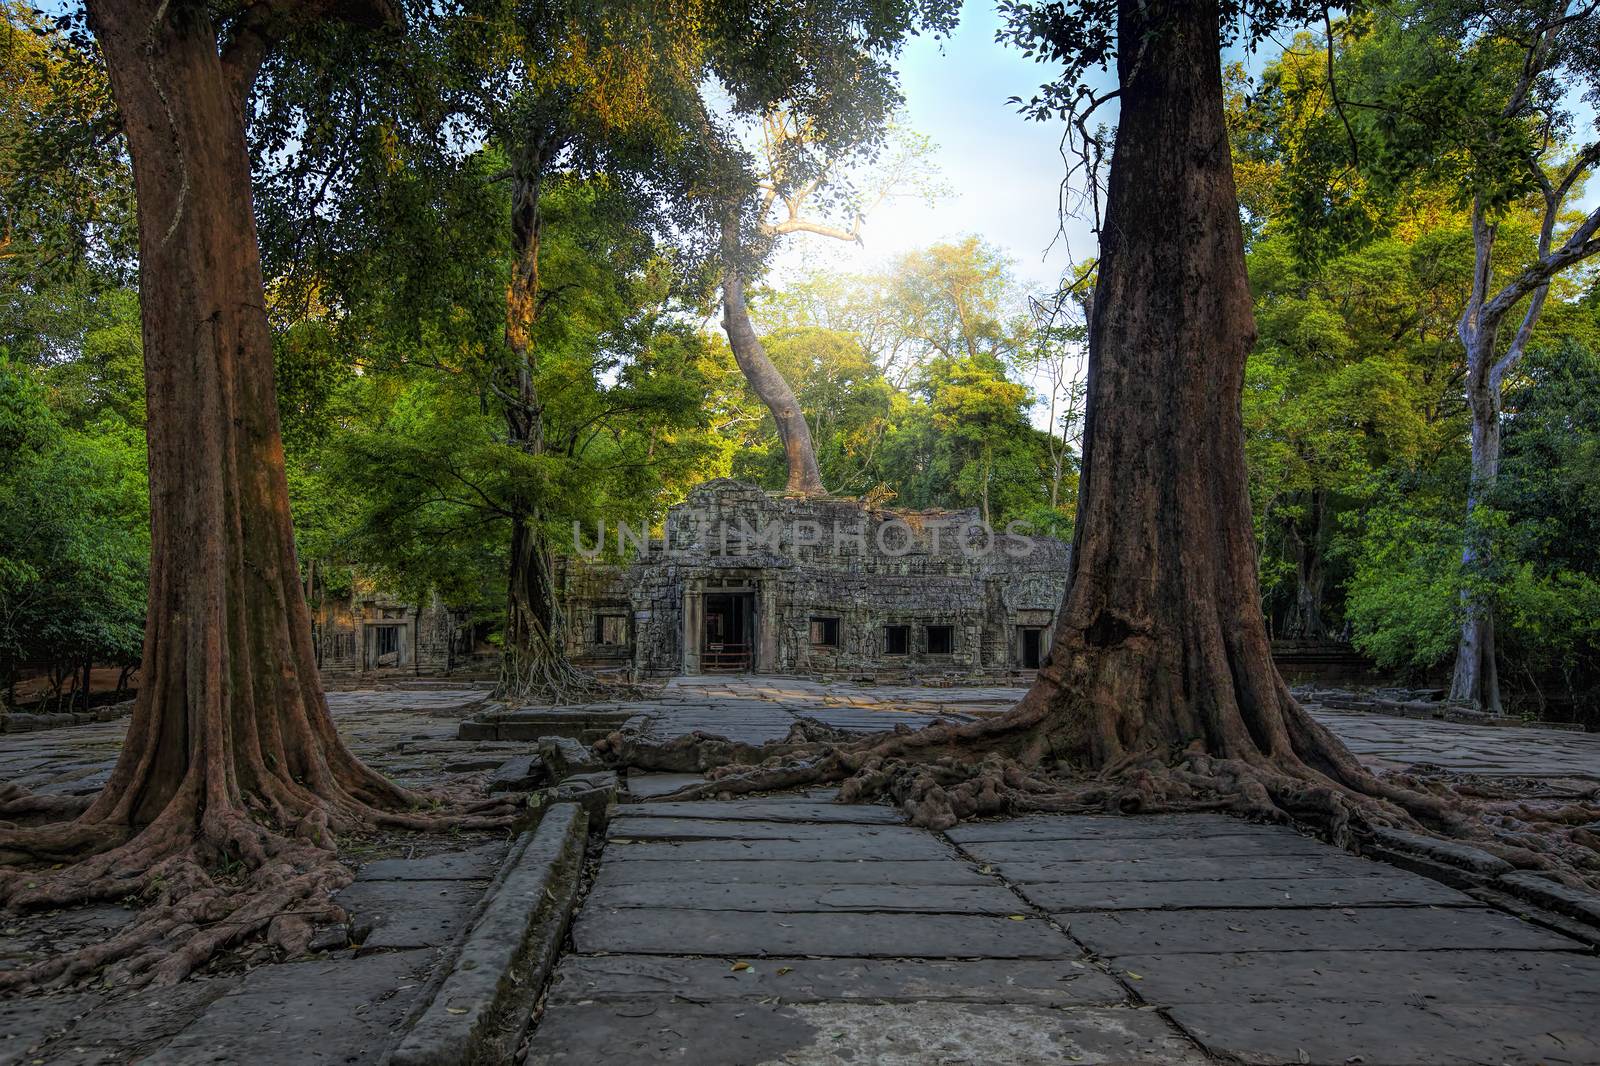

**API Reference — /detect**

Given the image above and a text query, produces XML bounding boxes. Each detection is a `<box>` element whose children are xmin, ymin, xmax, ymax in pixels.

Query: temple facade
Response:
<box><xmin>557</xmin><ymin>480</ymin><xmax>1072</xmax><ymax>680</ymax></box>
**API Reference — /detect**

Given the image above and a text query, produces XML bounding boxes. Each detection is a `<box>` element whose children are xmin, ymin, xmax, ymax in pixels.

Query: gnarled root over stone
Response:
<box><xmin>0</xmin><ymin>776</ymin><xmax>517</xmax><ymax>992</ymax></box>
<box><xmin>597</xmin><ymin>710</ymin><xmax>1600</xmax><ymax>892</ymax></box>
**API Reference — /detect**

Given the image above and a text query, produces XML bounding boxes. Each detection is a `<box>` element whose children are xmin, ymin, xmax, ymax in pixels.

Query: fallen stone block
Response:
<box><xmin>1497</xmin><ymin>871</ymin><xmax>1600</xmax><ymax>927</ymax></box>
<box><xmin>537</xmin><ymin>735</ymin><xmax>602</xmax><ymax>776</ymax></box>
<box><xmin>390</xmin><ymin>803</ymin><xmax>588</xmax><ymax>1066</ymax></box>
<box><xmin>1367</xmin><ymin>827</ymin><xmax>1513</xmax><ymax>875</ymax></box>
<box><xmin>488</xmin><ymin>754</ymin><xmax>548</xmax><ymax>792</ymax></box>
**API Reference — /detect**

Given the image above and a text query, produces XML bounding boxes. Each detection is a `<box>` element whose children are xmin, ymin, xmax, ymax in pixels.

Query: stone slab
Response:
<box><xmin>618</xmin><ymin>799</ymin><xmax>901</xmax><ymax>823</ymax></box>
<box><xmin>1063</xmin><ymin>906</ymin><xmax>1581</xmax><ymax>955</ymax></box>
<box><xmin>1018</xmin><ymin>874</ymin><xmax>1474</xmax><ymax>911</ymax></box>
<box><xmin>962</xmin><ymin>834</ymin><xmax>1336</xmax><ymax>863</ymax></box>
<box><xmin>545</xmin><ymin>955</ymin><xmax>1123</xmax><ymax>1006</ymax></box>
<box><xmin>1110</xmin><ymin>949</ymin><xmax>1600</xmax><ymax>1005</ymax></box>
<box><xmin>357</xmin><ymin>842</ymin><xmax>507</xmax><ymax>882</ymax></box>
<box><xmin>333</xmin><ymin>879</ymin><xmax>483</xmax><ymax>951</ymax></box>
<box><xmin>608</xmin><ymin>817</ymin><xmax>922</xmax><ymax>842</ymax></box>
<box><xmin>392</xmin><ymin>803</ymin><xmax>588</xmax><ymax>1066</ymax></box>
<box><xmin>11</xmin><ymin>978</ymin><xmax>239</xmax><ymax>1065</ymax></box>
<box><xmin>1166</xmin><ymin>999</ymin><xmax>1600</xmax><ymax>1065</ymax></box>
<box><xmin>0</xmin><ymin>992</ymin><xmax>103</xmax><ymax>1066</ymax></box>
<box><xmin>591</xmin><ymin>858</ymin><xmax>991</xmax><ymax>887</ymax></box>
<box><xmin>571</xmin><ymin>908</ymin><xmax>1077</xmax><ymax>958</ymax></box>
<box><xmin>602</xmin><ymin>835</ymin><xmax>950</xmax><ymax>862</ymax></box>
<box><xmin>523</xmin><ymin>1002</ymin><xmax>1206</xmax><ymax>1065</ymax></box>
<box><xmin>584</xmin><ymin>880</ymin><xmax>1024</xmax><ymax>913</ymax></box>
<box><xmin>946</xmin><ymin>814</ymin><xmax>1286</xmax><ymax>843</ymax></box>
<box><xmin>992</xmin><ymin>854</ymin><xmax>1386</xmax><ymax>883</ymax></box>
<box><xmin>142</xmin><ymin>950</ymin><xmax>433</xmax><ymax>1065</ymax></box>
<box><xmin>622</xmin><ymin>773</ymin><xmax>712</xmax><ymax>799</ymax></box>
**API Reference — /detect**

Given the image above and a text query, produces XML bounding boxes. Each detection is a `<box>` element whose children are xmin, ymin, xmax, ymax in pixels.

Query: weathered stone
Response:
<box><xmin>1018</xmin><ymin>873</ymin><xmax>1473</xmax><ymax>911</ymax></box>
<box><xmin>142</xmin><ymin>950</ymin><xmax>433</xmax><ymax>1065</ymax></box>
<box><xmin>523</xmin><ymin>1002</ymin><xmax>1206</xmax><ymax>1065</ymax></box>
<box><xmin>545</xmin><ymin>955</ymin><xmax>1123</xmax><ymax>1006</ymax></box>
<box><xmin>391</xmin><ymin>804</ymin><xmax>588</xmax><ymax>1066</ymax></box>
<box><xmin>1369</xmin><ymin>826</ymin><xmax>1515</xmax><ymax>874</ymax></box>
<box><xmin>1496</xmin><ymin>871</ymin><xmax>1600</xmax><ymax>926</ymax></box>
<box><xmin>537</xmin><ymin>735</ymin><xmax>601</xmax><ymax>776</ymax></box>
<box><xmin>556</xmin><ymin>479</ymin><xmax>1072</xmax><ymax>680</ymax></box>
<box><xmin>960</xmin><ymin>834</ymin><xmax>1335</xmax><ymax>863</ymax></box>
<box><xmin>591</xmin><ymin>858</ymin><xmax>991</xmax><ymax>887</ymax></box>
<box><xmin>601</xmin><ymin>833</ymin><xmax>950</xmax><ymax>862</ymax></box>
<box><xmin>584</xmin><ymin>880</ymin><xmax>1023</xmax><ymax>913</ymax></box>
<box><xmin>988</xmin><ymin>853</ymin><xmax>1386</xmax><ymax>884</ymax></box>
<box><xmin>1109</xmin><ymin>949</ymin><xmax>1600</xmax><ymax>1006</ymax></box>
<box><xmin>488</xmin><ymin>754</ymin><xmax>547</xmax><ymax>792</ymax></box>
<box><xmin>620</xmin><ymin>772</ymin><xmax>708</xmax><ymax>799</ymax></box>
<box><xmin>608</xmin><ymin>816</ymin><xmax>927</xmax><ymax>842</ymax></box>
<box><xmin>571</xmin><ymin>908</ymin><xmax>1076</xmax><ymax>958</ymax></box>
<box><xmin>1062</xmin><ymin>905</ymin><xmax>1577</xmax><ymax>955</ymax></box>
<box><xmin>1165</xmin><ymin>999</ymin><xmax>1600</xmax><ymax>1066</ymax></box>
<box><xmin>0</xmin><ymin>992</ymin><xmax>105</xmax><ymax>1066</ymax></box>
<box><xmin>357</xmin><ymin>842</ymin><xmax>507</xmax><ymax>882</ymax></box>
<box><xmin>619</xmin><ymin>798</ymin><xmax>901</xmax><ymax>823</ymax></box>
<box><xmin>946</xmin><ymin>814</ymin><xmax>1281</xmax><ymax>843</ymax></box>
<box><xmin>333</xmin><ymin>879</ymin><xmax>483</xmax><ymax>952</ymax></box>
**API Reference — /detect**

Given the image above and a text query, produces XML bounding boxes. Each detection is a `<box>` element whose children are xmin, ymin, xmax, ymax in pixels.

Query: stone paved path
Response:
<box><xmin>527</xmin><ymin>789</ymin><xmax>1600</xmax><ymax>1065</ymax></box>
<box><xmin>640</xmin><ymin>676</ymin><xmax>1600</xmax><ymax>779</ymax></box>
<box><xmin>5</xmin><ymin>680</ymin><xmax>1599</xmax><ymax>1064</ymax></box>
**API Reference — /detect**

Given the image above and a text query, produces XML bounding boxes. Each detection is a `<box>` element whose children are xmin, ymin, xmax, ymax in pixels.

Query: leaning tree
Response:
<box><xmin>602</xmin><ymin>0</ymin><xmax>1600</xmax><ymax>890</ymax></box>
<box><xmin>719</xmin><ymin>113</ymin><xmax>941</xmax><ymax>497</ymax></box>
<box><xmin>0</xmin><ymin>0</ymin><xmax>510</xmax><ymax>990</ymax></box>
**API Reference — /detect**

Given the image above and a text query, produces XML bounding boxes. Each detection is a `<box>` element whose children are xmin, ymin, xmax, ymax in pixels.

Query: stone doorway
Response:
<box><xmin>1018</xmin><ymin>626</ymin><xmax>1045</xmax><ymax>670</ymax></box>
<box><xmin>701</xmin><ymin>591</ymin><xmax>754</xmax><ymax>672</ymax></box>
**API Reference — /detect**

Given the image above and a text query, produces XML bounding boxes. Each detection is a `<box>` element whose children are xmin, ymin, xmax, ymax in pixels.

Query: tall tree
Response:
<box><xmin>609</xmin><ymin>0</ymin><xmax>1600</xmax><ymax>892</ymax></box>
<box><xmin>1433</xmin><ymin>2</ymin><xmax>1600</xmax><ymax>712</ymax></box>
<box><xmin>722</xmin><ymin>116</ymin><xmax>940</xmax><ymax>496</ymax></box>
<box><xmin>0</xmin><ymin>0</ymin><xmax>506</xmax><ymax>990</ymax></box>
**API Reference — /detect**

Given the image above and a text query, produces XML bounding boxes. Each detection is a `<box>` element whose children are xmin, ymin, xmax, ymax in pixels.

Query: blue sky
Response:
<box><xmin>774</xmin><ymin>2</ymin><xmax>1098</xmax><ymax>294</ymax></box>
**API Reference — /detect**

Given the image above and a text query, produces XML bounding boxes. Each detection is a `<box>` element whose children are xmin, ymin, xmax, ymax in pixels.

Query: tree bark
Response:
<box><xmin>1284</xmin><ymin>488</ymin><xmax>1327</xmax><ymax>640</ymax></box>
<box><xmin>722</xmin><ymin>269</ymin><xmax>827</xmax><ymax>496</ymax></box>
<box><xmin>0</xmin><ymin>0</ymin><xmax>504</xmax><ymax>990</ymax></box>
<box><xmin>495</xmin><ymin>164</ymin><xmax>586</xmax><ymax>701</ymax></box>
<box><xmin>1450</xmin><ymin>356</ymin><xmax>1504</xmax><ymax>712</ymax></box>
<box><xmin>1013</xmin><ymin>0</ymin><xmax>1363</xmax><ymax>783</ymax></box>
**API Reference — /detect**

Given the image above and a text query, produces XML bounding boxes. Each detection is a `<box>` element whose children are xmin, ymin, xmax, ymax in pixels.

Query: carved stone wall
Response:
<box><xmin>556</xmin><ymin>479</ymin><xmax>1071</xmax><ymax>680</ymax></box>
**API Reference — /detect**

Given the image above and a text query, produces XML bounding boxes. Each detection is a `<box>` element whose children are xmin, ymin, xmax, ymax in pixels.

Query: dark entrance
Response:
<box><xmin>1019</xmin><ymin>626</ymin><xmax>1044</xmax><ymax>669</ymax></box>
<box><xmin>703</xmin><ymin>592</ymin><xmax>754</xmax><ymax>671</ymax></box>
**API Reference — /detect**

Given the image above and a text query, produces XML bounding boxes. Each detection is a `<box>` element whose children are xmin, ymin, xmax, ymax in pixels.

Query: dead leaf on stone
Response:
<box><xmin>1007</xmin><ymin>915</ymin><xmax>1027</xmax><ymax>921</ymax></box>
<box><xmin>1125</xmin><ymin>970</ymin><xmax>1143</xmax><ymax>980</ymax></box>
<box><xmin>446</xmin><ymin>1007</ymin><xmax>468</xmax><ymax>1015</ymax></box>
<box><xmin>776</xmin><ymin>966</ymin><xmax>794</xmax><ymax>976</ymax></box>
<box><xmin>731</xmin><ymin>960</ymin><xmax>752</xmax><ymax>972</ymax></box>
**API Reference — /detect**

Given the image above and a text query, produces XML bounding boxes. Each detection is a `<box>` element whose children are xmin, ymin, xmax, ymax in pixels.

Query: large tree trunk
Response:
<box><xmin>722</xmin><ymin>269</ymin><xmax>827</xmax><ymax>496</ymax></box>
<box><xmin>0</xmin><ymin>0</ymin><xmax>501</xmax><ymax>990</ymax></box>
<box><xmin>1284</xmin><ymin>488</ymin><xmax>1328</xmax><ymax>640</ymax></box>
<box><xmin>1449</xmin><ymin>366</ymin><xmax>1504</xmax><ymax>712</ymax></box>
<box><xmin>603</xmin><ymin>0</ymin><xmax>1597</xmax><ymax>885</ymax></box>
<box><xmin>1012</xmin><ymin>0</ymin><xmax>1363</xmax><ymax>783</ymax></box>
<box><xmin>496</xmin><ymin>167</ymin><xmax>585</xmax><ymax>701</ymax></box>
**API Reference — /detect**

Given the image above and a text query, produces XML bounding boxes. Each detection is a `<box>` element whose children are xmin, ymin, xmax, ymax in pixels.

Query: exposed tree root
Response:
<box><xmin>0</xmin><ymin>769</ymin><xmax>518</xmax><ymax>992</ymax></box>
<box><xmin>495</xmin><ymin>641</ymin><xmax>632</xmax><ymax>707</ymax></box>
<box><xmin>0</xmin><ymin>783</ymin><xmax>95</xmax><ymax>828</ymax></box>
<box><xmin>597</xmin><ymin>706</ymin><xmax>1600</xmax><ymax>893</ymax></box>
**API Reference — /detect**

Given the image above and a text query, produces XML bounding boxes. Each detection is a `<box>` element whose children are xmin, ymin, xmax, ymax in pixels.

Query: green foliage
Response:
<box><xmin>734</xmin><ymin>239</ymin><xmax>1064</xmax><ymax>525</ymax></box>
<box><xmin>0</xmin><ymin>355</ymin><xmax>147</xmax><ymax>704</ymax></box>
<box><xmin>0</xmin><ymin>2</ymin><xmax>133</xmax><ymax>286</ymax></box>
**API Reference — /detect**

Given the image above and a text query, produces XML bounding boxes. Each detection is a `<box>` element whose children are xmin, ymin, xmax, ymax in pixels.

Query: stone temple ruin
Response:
<box><xmin>557</xmin><ymin>479</ymin><xmax>1072</xmax><ymax>680</ymax></box>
